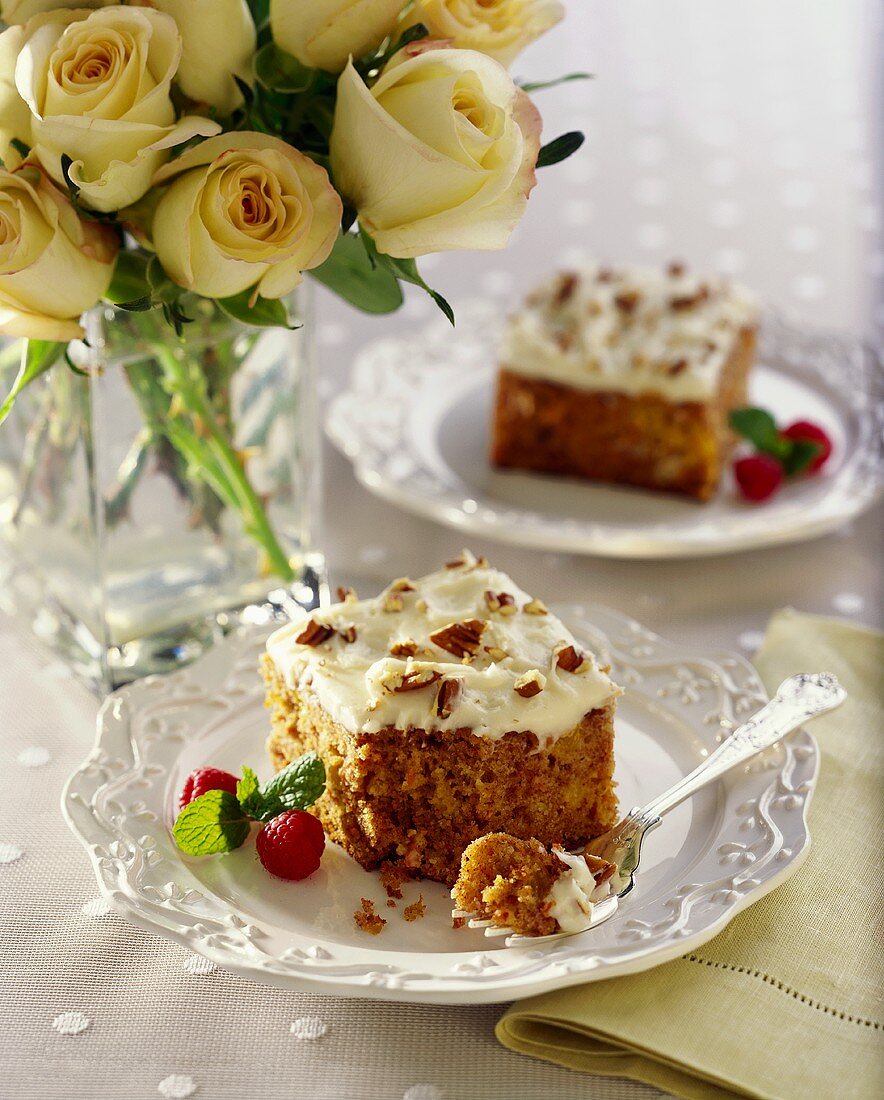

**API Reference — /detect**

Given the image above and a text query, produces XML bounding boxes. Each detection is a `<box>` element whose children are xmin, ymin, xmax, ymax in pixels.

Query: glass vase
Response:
<box><xmin>0</xmin><ymin>289</ymin><xmax>324</xmax><ymax>693</ymax></box>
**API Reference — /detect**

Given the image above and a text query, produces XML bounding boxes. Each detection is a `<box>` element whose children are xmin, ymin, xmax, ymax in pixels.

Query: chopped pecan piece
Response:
<box><xmin>596</xmin><ymin>266</ymin><xmax>614</xmax><ymax>282</ymax></box>
<box><xmin>390</xmin><ymin>639</ymin><xmax>419</xmax><ymax>658</ymax></box>
<box><xmin>552</xmin><ymin>271</ymin><xmax>579</xmax><ymax>307</ymax></box>
<box><xmin>435</xmin><ymin>678</ymin><xmax>462</xmax><ymax>719</ymax></box>
<box><xmin>335</xmin><ymin>585</ymin><xmax>357</xmax><ymax>603</ymax></box>
<box><xmin>389</xmin><ymin>578</ymin><xmax>415</xmax><ymax>593</ymax></box>
<box><xmin>429</xmin><ymin>618</ymin><xmax>485</xmax><ymax>658</ymax></box>
<box><xmin>295</xmin><ymin>619</ymin><xmax>334</xmax><ymax>646</ymax></box>
<box><xmin>614</xmin><ymin>290</ymin><xmax>640</xmax><ymax>313</ymax></box>
<box><xmin>667</xmin><ymin>259</ymin><xmax>686</xmax><ymax>277</ymax></box>
<box><xmin>523</xmin><ymin>598</ymin><xmax>548</xmax><ymax>616</ymax></box>
<box><xmin>670</xmin><ymin>285</ymin><xmax>710</xmax><ymax>311</ymax></box>
<box><xmin>556</xmin><ymin>644</ymin><xmax>586</xmax><ymax>672</ymax></box>
<box><xmin>383</xmin><ymin>593</ymin><xmax>404</xmax><ymax>613</ymax></box>
<box><xmin>484</xmin><ymin>589</ymin><xmax>517</xmax><ymax>614</ymax></box>
<box><xmin>338</xmin><ymin>625</ymin><xmax>357</xmax><ymax>644</ymax></box>
<box><xmin>393</xmin><ymin>668</ymin><xmax>441</xmax><ymax>693</ymax></box>
<box><xmin>667</xmin><ymin>358</ymin><xmax>688</xmax><ymax>376</ymax></box>
<box><xmin>445</xmin><ymin>550</ymin><xmax>486</xmax><ymax>570</ymax></box>
<box><xmin>585</xmin><ymin>853</ymin><xmax>617</xmax><ymax>887</ymax></box>
<box><xmin>484</xmin><ymin>645</ymin><xmax>508</xmax><ymax>662</ymax></box>
<box><xmin>514</xmin><ymin>669</ymin><xmax>546</xmax><ymax>698</ymax></box>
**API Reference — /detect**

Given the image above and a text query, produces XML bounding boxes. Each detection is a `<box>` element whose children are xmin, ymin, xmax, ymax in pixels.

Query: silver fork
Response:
<box><xmin>456</xmin><ymin>672</ymin><xmax>846</xmax><ymax>947</ymax></box>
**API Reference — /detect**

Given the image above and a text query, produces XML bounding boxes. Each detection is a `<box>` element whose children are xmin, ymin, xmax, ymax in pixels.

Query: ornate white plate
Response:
<box><xmin>326</xmin><ymin>307</ymin><xmax>883</xmax><ymax>558</ymax></box>
<box><xmin>63</xmin><ymin>605</ymin><xmax>818</xmax><ymax>1005</ymax></box>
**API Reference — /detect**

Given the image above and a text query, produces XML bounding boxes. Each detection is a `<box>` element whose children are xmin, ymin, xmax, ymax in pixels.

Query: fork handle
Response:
<box><xmin>640</xmin><ymin>672</ymin><xmax>845</xmax><ymax>822</ymax></box>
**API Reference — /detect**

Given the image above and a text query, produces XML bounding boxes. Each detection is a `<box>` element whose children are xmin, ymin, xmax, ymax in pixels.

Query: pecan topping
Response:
<box><xmin>552</xmin><ymin>271</ymin><xmax>579</xmax><ymax>307</ymax></box>
<box><xmin>667</xmin><ymin>259</ymin><xmax>686</xmax><ymax>278</ymax></box>
<box><xmin>415</xmin><ymin>598</ymin><xmax>429</xmax><ymax>613</ymax></box>
<box><xmin>484</xmin><ymin>590</ymin><xmax>516</xmax><ymax>614</ymax></box>
<box><xmin>596</xmin><ymin>266</ymin><xmax>614</xmax><ymax>282</ymax></box>
<box><xmin>584</xmin><ymin>853</ymin><xmax>617</xmax><ymax>887</ymax></box>
<box><xmin>484</xmin><ymin>645</ymin><xmax>508</xmax><ymax>662</ymax></box>
<box><xmin>390</xmin><ymin>639</ymin><xmax>419</xmax><ymax>658</ymax></box>
<box><xmin>429</xmin><ymin>618</ymin><xmax>485</xmax><ymax>658</ymax></box>
<box><xmin>338</xmin><ymin>625</ymin><xmax>357</xmax><ymax>644</ymax></box>
<box><xmin>445</xmin><ymin>550</ymin><xmax>486</xmax><ymax>570</ymax></box>
<box><xmin>514</xmin><ymin>670</ymin><xmax>546</xmax><ymax>698</ymax></box>
<box><xmin>335</xmin><ymin>585</ymin><xmax>358</xmax><ymax>603</ymax></box>
<box><xmin>383</xmin><ymin>593</ymin><xmax>404</xmax><ymax>613</ymax></box>
<box><xmin>667</xmin><ymin>358</ymin><xmax>688</xmax><ymax>376</ymax></box>
<box><xmin>389</xmin><ymin>578</ymin><xmax>415</xmax><ymax>593</ymax></box>
<box><xmin>670</xmin><ymin>285</ymin><xmax>709</xmax><ymax>311</ymax></box>
<box><xmin>295</xmin><ymin>619</ymin><xmax>334</xmax><ymax>646</ymax></box>
<box><xmin>435</xmin><ymin>678</ymin><xmax>462</xmax><ymax>719</ymax></box>
<box><xmin>556</xmin><ymin>644</ymin><xmax>586</xmax><ymax>672</ymax></box>
<box><xmin>393</xmin><ymin>668</ymin><xmax>441</xmax><ymax>693</ymax></box>
<box><xmin>614</xmin><ymin>290</ymin><xmax>640</xmax><ymax>313</ymax></box>
<box><xmin>523</xmin><ymin>598</ymin><xmax>548</xmax><ymax>616</ymax></box>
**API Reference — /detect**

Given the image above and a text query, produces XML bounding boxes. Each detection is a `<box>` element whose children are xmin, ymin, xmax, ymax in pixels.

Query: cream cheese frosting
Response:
<box><xmin>500</xmin><ymin>262</ymin><xmax>759</xmax><ymax>402</ymax></box>
<box><xmin>265</xmin><ymin>551</ymin><xmax>620</xmax><ymax>742</ymax></box>
<box><xmin>547</xmin><ymin>848</ymin><xmax>613</xmax><ymax>933</ymax></box>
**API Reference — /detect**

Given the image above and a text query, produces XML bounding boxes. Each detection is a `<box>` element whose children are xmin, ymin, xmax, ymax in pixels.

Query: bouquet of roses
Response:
<box><xmin>0</xmin><ymin>0</ymin><xmax>582</xmax><ymax>580</ymax></box>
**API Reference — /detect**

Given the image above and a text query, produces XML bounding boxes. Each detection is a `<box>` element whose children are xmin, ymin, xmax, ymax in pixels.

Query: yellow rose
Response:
<box><xmin>0</xmin><ymin>164</ymin><xmax>118</xmax><ymax>341</ymax></box>
<box><xmin>270</xmin><ymin>0</ymin><xmax>405</xmax><ymax>73</ymax></box>
<box><xmin>0</xmin><ymin>0</ymin><xmax>112</xmax><ymax>21</ymax></box>
<box><xmin>14</xmin><ymin>6</ymin><xmax>220</xmax><ymax>213</ymax></box>
<box><xmin>330</xmin><ymin>44</ymin><xmax>542</xmax><ymax>257</ymax></box>
<box><xmin>0</xmin><ymin>27</ymin><xmax>31</xmax><ymax>169</ymax></box>
<box><xmin>152</xmin><ymin>132</ymin><xmax>343</xmax><ymax>301</ymax></box>
<box><xmin>138</xmin><ymin>1</ymin><xmax>256</xmax><ymax>114</ymax></box>
<box><xmin>401</xmin><ymin>0</ymin><xmax>564</xmax><ymax>66</ymax></box>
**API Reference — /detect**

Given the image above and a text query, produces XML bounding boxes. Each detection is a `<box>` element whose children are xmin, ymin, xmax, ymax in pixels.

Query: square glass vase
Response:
<box><xmin>0</xmin><ymin>290</ymin><xmax>324</xmax><ymax>693</ymax></box>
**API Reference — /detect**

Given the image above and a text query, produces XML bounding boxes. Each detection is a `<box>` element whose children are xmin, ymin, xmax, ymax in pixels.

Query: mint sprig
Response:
<box><xmin>171</xmin><ymin>752</ymin><xmax>327</xmax><ymax>856</ymax></box>
<box><xmin>258</xmin><ymin>752</ymin><xmax>326</xmax><ymax>822</ymax></box>
<box><xmin>173</xmin><ymin>790</ymin><xmax>250</xmax><ymax>856</ymax></box>
<box><xmin>729</xmin><ymin>407</ymin><xmax>821</xmax><ymax>476</ymax></box>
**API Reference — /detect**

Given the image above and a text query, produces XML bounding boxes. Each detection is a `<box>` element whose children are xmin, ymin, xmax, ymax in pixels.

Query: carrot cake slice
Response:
<box><xmin>491</xmin><ymin>262</ymin><xmax>759</xmax><ymax>501</ymax></box>
<box><xmin>451</xmin><ymin>832</ymin><xmax>618</xmax><ymax>936</ymax></box>
<box><xmin>262</xmin><ymin>552</ymin><xmax>620</xmax><ymax>886</ymax></box>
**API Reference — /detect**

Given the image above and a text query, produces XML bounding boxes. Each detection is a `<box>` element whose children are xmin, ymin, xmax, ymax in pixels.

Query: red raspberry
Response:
<box><xmin>734</xmin><ymin>454</ymin><xmax>784</xmax><ymax>502</ymax></box>
<box><xmin>782</xmin><ymin>420</ymin><xmax>832</xmax><ymax>473</ymax></box>
<box><xmin>256</xmin><ymin>811</ymin><xmax>325</xmax><ymax>881</ymax></box>
<box><xmin>179</xmin><ymin>767</ymin><xmax>240</xmax><ymax>811</ymax></box>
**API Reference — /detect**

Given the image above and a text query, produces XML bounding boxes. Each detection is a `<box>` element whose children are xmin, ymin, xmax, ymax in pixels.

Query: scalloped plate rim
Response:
<box><xmin>61</xmin><ymin>607</ymin><xmax>819</xmax><ymax>1004</ymax></box>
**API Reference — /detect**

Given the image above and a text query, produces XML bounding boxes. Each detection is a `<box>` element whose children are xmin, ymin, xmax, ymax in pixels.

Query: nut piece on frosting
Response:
<box><xmin>265</xmin><ymin>553</ymin><xmax>620</xmax><ymax>742</ymax></box>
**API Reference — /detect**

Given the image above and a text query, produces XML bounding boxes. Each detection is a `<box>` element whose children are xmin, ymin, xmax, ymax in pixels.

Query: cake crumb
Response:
<box><xmin>354</xmin><ymin>898</ymin><xmax>386</xmax><ymax>935</ymax></box>
<box><xmin>386</xmin><ymin>899</ymin><xmax>396</xmax><ymax>909</ymax></box>
<box><xmin>379</xmin><ymin>861</ymin><xmax>409</xmax><ymax>899</ymax></box>
<box><xmin>452</xmin><ymin>916</ymin><xmax>466</xmax><ymax>929</ymax></box>
<box><xmin>403</xmin><ymin>895</ymin><xmax>426</xmax><ymax>922</ymax></box>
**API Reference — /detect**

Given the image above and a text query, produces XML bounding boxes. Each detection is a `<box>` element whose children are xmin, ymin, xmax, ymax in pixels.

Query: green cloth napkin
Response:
<box><xmin>497</xmin><ymin>610</ymin><xmax>884</xmax><ymax>1099</ymax></box>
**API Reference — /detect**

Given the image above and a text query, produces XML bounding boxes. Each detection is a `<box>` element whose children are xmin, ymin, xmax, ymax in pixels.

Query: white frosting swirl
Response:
<box><xmin>547</xmin><ymin>848</ymin><xmax>613</xmax><ymax>932</ymax></box>
<box><xmin>500</xmin><ymin>262</ymin><xmax>758</xmax><ymax>402</ymax></box>
<box><xmin>265</xmin><ymin>553</ymin><xmax>619</xmax><ymax>741</ymax></box>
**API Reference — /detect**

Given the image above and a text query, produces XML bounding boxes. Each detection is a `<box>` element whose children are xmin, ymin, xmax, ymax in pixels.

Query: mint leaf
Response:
<box><xmin>172</xmin><ymin>790</ymin><xmax>250</xmax><ymax>856</ymax></box>
<box><xmin>259</xmin><ymin>752</ymin><xmax>326</xmax><ymax>820</ymax></box>
<box><xmin>782</xmin><ymin>438</ymin><xmax>822</xmax><ymax>476</ymax></box>
<box><xmin>236</xmin><ymin>766</ymin><xmax>266</xmax><ymax>820</ymax></box>
<box><xmin>728</xmin><ymin>407</ymin><xmax>788</xmax><ymax>460</ymax></box>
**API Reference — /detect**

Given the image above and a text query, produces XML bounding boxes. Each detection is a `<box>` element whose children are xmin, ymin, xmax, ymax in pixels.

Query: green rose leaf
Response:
<box><xmin>359</xmin><ymin>227</ymin><xmax>454</xmax><ymax>325</ymax></box>
<box><xmin>105</xmin><ymin>251</ymin><xmax>152</xmax><ymax>306</ymax></box>
<box><xmin>255</xmin><ymin>42</ymin><xmax>314</xmax><ymax>94</ymax></box>
<box><xmin>259</xmin><ymin>752</ymin><xmax>326</xmax><ymax>821</ymax></box>
<box><xmin>520</xmin><ymin>72</ymin><xmax>592</xmax><ymax>94</ymax></box>
<box><xmin>0</xmin><ymin>340</ymin><xmax>65</xmax><ymax>427</ymax></box>
<box><xmin>217</xmin><ymin>288</ymin><xmax>298</xmax><ymax>329</ymax></box>
<box><xmin>172</xmin><ymin>790</ymin><xmax>251</xmax><ymax>856</ymax></box>
<box><xmin>536</xmin><ymin>131</ymin><xmax>585</xmax><ymax>168</ymax></box>
<box><xmin>310</xmin><ymin>231</ymin><xmax>403</xmax><ymax>314</ymax></box>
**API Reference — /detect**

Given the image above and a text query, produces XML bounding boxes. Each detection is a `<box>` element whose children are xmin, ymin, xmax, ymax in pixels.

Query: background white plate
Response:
<box><xmin>63</xmin><ymin>606</ymin><xmax>818</xmax><ymax>1005</ymax></box>
<box><xmin>326</xmin><ymin>308</ymin><xmax>883</xmax><ymax>559</ymax></box>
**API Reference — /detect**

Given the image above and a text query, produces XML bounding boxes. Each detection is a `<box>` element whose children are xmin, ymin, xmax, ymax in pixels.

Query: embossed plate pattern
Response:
<box><xmin>326</xmin><ymin>307</ymin><xmax>883</xmax><ymax>558</ymax></box>
<box><xmin>62</xmin><ymin>606</ymin><xmax>818</xmax><ymax>1004</ymax></box>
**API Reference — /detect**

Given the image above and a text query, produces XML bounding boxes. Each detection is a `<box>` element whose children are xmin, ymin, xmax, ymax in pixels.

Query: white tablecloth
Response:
<box><xmin>1</xmin><ymin>1</ymin><xmax>881</xmax><ymax>1097</ymax></box>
